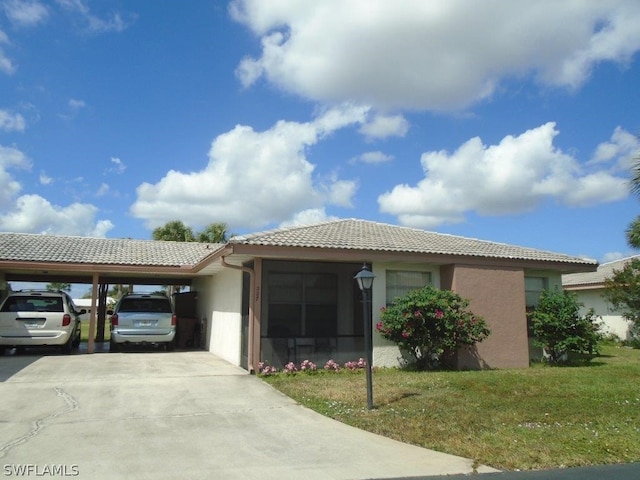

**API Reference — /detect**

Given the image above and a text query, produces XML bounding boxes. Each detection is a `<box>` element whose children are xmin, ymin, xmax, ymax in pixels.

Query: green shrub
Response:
<box><xmin>376</xmin><ymin>285</ymin><xmax>490</xmax><ymax>370</ymax></box>
<box><xmin>529</xmin><ymin>289</ymin><xmax>602</xmax><ymax>363</ymax></box>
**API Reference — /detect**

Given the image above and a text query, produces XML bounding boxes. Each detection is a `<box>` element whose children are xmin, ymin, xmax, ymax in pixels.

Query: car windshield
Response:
<box><xmin>118</xmin><ymin>298</ymin><xmax>171</xmax><ymax>313</ymax></box>
<box><xmin>1</xmin><ymin>296</ymin><xmax>64</xmax><ymax>313</ymax></box>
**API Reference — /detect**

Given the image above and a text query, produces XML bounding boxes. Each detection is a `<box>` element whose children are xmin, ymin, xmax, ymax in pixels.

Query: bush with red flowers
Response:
<box><xmin>376</xmin><ymin>285</ymin><xmax>490</xmax><ymax>370</ymax></box>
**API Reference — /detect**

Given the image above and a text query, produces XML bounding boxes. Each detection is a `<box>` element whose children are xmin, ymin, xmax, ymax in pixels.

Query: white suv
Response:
<box><xmin>109</xmin><ymin>294</ymin><xmax>176</xmax><ymax>352</ymax></box>
<box><xmin>0</xmin><ymin>290</ymin><xmax>83</xmax><ymax>355</ymax></box>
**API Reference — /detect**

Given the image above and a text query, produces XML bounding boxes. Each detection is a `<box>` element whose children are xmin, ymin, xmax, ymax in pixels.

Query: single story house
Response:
<box><xmin>0</xmin><ymin>218</ymin><xmax>597</xmax><ymax>371</ymax></box>
<box><xmin>563</xmin><ymin>255</ymin><xmax>638</xmax><ymax>341</ymax></box>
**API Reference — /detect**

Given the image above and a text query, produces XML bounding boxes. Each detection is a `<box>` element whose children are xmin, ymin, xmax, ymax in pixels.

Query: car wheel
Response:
<box><xmin>0</xmin><ymin>346</ymin><xmax>6</xmax><ymax>356</ymax></box>
<box><xmin>72</xmin><ymin>325</ymin><xmax>81</xmax><ymax>349</ymax></box>
<box><xmin>61</xmin><ymin>334</ymin><xmax>74</xmax><ymax>355</ymax></box>
<box><xmin>109</xmin><ymin>339</ymin><xmax>119</xmax><ymax>353</ymax></box>
<box><xmin>165</xmin><ymin>340</ymin><xmax>175</xmax><ymax>352</ymax></box>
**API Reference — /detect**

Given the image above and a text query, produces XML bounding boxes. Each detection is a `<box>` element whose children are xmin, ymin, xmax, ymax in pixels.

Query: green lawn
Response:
<box><xmin>80</xmin><ymin>319</ymin><xmax>110</xmax><ymax>342</ymax></box>
<box><xmin>262</xmin><ymin>345</ymin><xmax>640</xmax><ymax>471</ymax></box>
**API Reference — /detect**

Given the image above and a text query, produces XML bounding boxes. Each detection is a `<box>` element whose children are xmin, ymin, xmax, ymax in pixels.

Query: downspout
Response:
<box><xmin>220</xmin><ymin>256</ymin><xmax>256</xmax><ymax>373</ymax></box>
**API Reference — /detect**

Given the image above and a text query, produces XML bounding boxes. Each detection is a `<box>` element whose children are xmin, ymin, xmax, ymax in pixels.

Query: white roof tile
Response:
<box><xmin>0</xmin><ymin>232</ymin><xmax>223</xmax><ymax>267</ymax></box>
<box><xmin>563</xmin><ymin>255</ymin><xmax>640</xmax><ymax>287</ymax></box>
<box><xmin>232</xmin><ymin>219</ymin><xmax>597</xmax><ymax>266</ymax></box>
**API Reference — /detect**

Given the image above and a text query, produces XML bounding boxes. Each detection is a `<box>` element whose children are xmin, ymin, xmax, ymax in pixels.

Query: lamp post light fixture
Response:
<box><xmin>354</xmin><ymin>263</ymin><xmax>375</xmax><ymax>409</ymax></box>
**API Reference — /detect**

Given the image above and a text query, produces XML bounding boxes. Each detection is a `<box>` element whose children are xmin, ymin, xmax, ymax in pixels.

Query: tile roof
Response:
<box><xmin>0</xmin><ymin>219</ymin><xmax>598</xmax><ymax>270</ymax></box>
<box><xmin>0</xmin><ymin>232</ymin><xmax>223</xmax><ymax>267</ymax></box>
<box><xmin>231</xmin><ymin>218</ymin><xmax>597</xmax><ymax>266</ymax></box>
<box><xmin>563</xmin><ymin>255</ymin><xmax>640</xmax><ymax>287</ymax></box>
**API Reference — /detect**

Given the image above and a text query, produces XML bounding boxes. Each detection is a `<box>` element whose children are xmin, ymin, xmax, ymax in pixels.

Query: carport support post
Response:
<box><xmin>87</xmin><ymin>273</ymin><xmax>99</xmax><ymax>354</ymax></box>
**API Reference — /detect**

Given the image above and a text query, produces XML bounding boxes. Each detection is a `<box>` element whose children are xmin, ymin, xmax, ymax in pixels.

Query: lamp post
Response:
<box><xmin>354</xmin><ymin>263</ymin><xmax>375</xmax><ymax>409</ymax></box>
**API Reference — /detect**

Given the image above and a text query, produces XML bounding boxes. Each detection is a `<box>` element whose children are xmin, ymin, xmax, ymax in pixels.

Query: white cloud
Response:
<box><xmin>0</xmin><ymin>194</ymin><xmax>114</xmax><ymax>236</ymax></box>
<box><xmin>96</xmin><ymin>182</ymin><xmax>108</xmax><ymax>196</ymax></box>
<box><xmin>279</xmin><ymin>208</ymin><xmax>339</xmax><ymax>228</ymax></box>
<box><xmin>378</xmin><ymin>123</ymin><xmax>630</xmax><ymax>228</ymax></box>
<box><xmin>601</xmin><ymin>252</ymin><xmax>628</xmax><ymax>263</ymax></box>
<box><xmin>130</xmin><ymin>105</ymin><xmax>368</xmax><ymax>229</ymax></box>
<box><xmin>68</xmin><ymin>98</ymin><xmax>86</xmax><ymax>109</ymax></box>
<box><xmin>108</xmin><ymin>157</ymin><xmax>126</xmax><ymax>174</ymax></box>
<box><xmin>326</xmin><ymin>179</ymin><xmax>357</xmax><ymax>207</ymax></box>
<box><xmin>231</xmin><ymin>0</ymin><xmax>640</xmax><ymax>111</ymax></box>
<box><xmin>39</xmin><ymin>171</ymin><xmax>52</xmax><ymax>185</ymax></box>
<box><xmin>0</xmin><ymin>29</ymin><xmax>16</xmax><ymax>75</ymax></box>
<box><xmin>0</xmin><ymin>109</ymin><xmax>25</xmax><ymax>131</ymax></box>
<box><xmin>354</xmin><ymin>151</ymin><xmax>394</xmax><ymax>165</ymax></box>
<box><xmin>0</xmin><ymin>144</ymin><xmax>112</xmax><ymax>236</ymax></box>
<box><xmin>359</xmin><ymin>114</ymin><xmax>409</xmax><ymax>140</ymax></box>
<box><xmin>55</xmin><ymin>0</ymin><xmax>135</xmax><ymax>34</ymax></box>
<box><xmin>590</xmin><ymin>126</ymin><xmax>639</xmax><ymax>171</ymax></box>
<box><xmin>0</xmin><ymin>144</ymin><xmax>29</xmax><ymax>207</ymax></box>
<box><xmin>3</xmin><ymin>0</ymin><xmax>49</xmax><ymax>27</ymax></box>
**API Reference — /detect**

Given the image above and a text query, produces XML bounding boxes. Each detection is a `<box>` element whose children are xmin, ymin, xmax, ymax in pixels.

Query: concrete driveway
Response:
<box><xmin>0</xmin><ymin>349</ymin><xmax>497</xmax><ymax>479</ymax></box>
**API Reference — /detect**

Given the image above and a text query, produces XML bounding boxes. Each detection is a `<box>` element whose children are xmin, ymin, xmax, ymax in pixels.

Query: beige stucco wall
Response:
<box><xmin>371</xmin><ymin>261</ymin><xmax>441</xmax><ymax>367</ymax></box>
<box><xmin>193</xmin><ymin>269</ymin><xmax>243</xmax><ymax>366</ymax></box>
<box><xmin>442</xmin><ymin>264</ymin><xmax>530</xmax><ymax>369</ymax></box>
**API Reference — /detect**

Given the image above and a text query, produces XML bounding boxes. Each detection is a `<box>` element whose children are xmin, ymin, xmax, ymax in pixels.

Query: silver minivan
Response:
<box><xmin>109</xmin><ymin>293</ymin><xmax>176</xmax><ymax>352</ymax></box>
<box><xmin>0</xmin><ymin>290</ymin><xmax>83</xmax><ymax>355</ymax></box>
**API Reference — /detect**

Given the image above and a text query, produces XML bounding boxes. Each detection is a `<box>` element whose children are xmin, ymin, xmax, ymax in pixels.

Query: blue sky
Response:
<box><xmin>1</xmin><ymin>0</ymin><xmax>639</xmax><ymax>268</ymax></box>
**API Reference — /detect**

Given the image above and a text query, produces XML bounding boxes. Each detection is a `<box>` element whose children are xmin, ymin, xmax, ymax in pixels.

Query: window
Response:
<box><xmin>386</xmin><ymin>270</ymin><xmax>431</xmax><ymax>304</ymax></box>
<box><xmin>525</xmin><ymin>276</ymin><xmax>548</xmax><ymax>337</ymax></box>
<box><xmin>525</xmin><ymin>277</ymin><xmax>548</xmax><ymax>308</ymax></box>
<box><xmin>267</xmin><ymin>272</ymin><xmax>337</xmax><ymax>337</ymax></box>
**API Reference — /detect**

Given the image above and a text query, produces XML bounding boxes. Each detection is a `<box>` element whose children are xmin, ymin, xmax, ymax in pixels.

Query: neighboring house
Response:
<box><xmin>0</xmin><ymin>219</ymin><xmax>597</xmax><ymax>371</ymax></box>
<box><xmin>73</xmin><ymin>297</ymin><xmax>116</xmax><ymax>322</ymax></box>
<box><xmin>563</xmin><ymin>256</ymin><xmax>639</xmax><ymax>341</ymax></box>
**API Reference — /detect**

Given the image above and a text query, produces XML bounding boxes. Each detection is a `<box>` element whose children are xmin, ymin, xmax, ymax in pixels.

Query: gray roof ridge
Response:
<box><xmin>599</xmin><ymin>254</ymin><xmax>640</xmax><ymax>267</ymax></box>
<box><xmin>232</xmin><ymin>218</ymin><xmax>354</xmax><ymax>241</ymax></box>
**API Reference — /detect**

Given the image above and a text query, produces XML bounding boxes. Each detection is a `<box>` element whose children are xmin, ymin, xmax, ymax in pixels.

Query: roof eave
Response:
<box><xmin>228</xmin><ymin>244</ymin><xmax>598</xmax><ymax>272</ymax></box>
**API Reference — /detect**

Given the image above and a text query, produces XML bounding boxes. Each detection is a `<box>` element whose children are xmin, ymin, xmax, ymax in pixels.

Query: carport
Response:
<box><xmin>0</xmin><ymin>233</ymin><xmax>227</xmax><ymax>354</ymax></box>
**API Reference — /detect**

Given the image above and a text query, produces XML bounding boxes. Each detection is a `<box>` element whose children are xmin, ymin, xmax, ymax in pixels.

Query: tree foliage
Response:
<box><xmin>376</xmin><ymin>285</ymin><xmax>490</xmax><ymax>370</ymax></box>
<box><xmin>626</xmin><ymin>217</ymin><xmax>640</xmax><ymax>249</ymax></box>
<box><xmin>529</xmin><ymin>289</ymin><xmax>602</xmax><ymax>363</ymax></box>
<box><xmin>197</xmin><ymin>222</ymin><xmax>231</xmax><ymax>243</ymax></box>
<box><xmin>152</xmin><ymin>220</ymin><xmax>231</xmax><ymax>243</ymax></box>
<box><xmin>626</xmin><ymin>149</ymin><xmax>640</xmax><ymax>249</ymax></box>
<box><xmin>152</xmin><ymin>220</ymin><xmax>195</xmax><ymax>242</ymax></box>
<box><xmin>46</xmin><ymin>282</ymin><xmax>71</xmax><ymax>292</ymax></box>
<box><xmin>603</xmin><ymin>258</ymin><xmax>640</xmax><ymax>328</ymax></box>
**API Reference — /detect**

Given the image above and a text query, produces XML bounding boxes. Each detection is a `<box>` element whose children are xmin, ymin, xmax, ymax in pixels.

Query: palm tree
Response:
<box><xmin>152</xmin><ymin>220</ymin><xmax>195</xmax><ymax>242</ymax></box>
<box><xmin>627</xmin><ymin>217</ymin><xmax>640</xmax><ymax>249</ymax></box>
<box><xmin>197</xmin><ymin>223</ymin><xmax>232</xmax><ymax>243</ymax></box>
<box><xmin>627</xmin><ymin>149</ymin><xmax>640</xmax><ymax>249</ymax></box>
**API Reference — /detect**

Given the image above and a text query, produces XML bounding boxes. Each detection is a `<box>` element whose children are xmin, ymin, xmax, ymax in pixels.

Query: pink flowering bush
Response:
<box><xmin>257</xmin><ymin>361</ymin><xmax>278</xmax><ymax>376</ymax></box>
<box><xmin>283</xmin><ymin>362</ymin><xmax>298</xmax><ymax>374</ymax></box>
<box><xmin>300</xmin><ymin>359</ymin><xmax>317</xmax><ymax>372</ymax></box>
<box><xmin>344</xmin><ymin>358</ymin><xmax>367</xmax><ymax>371</ymax></box>
<box><xmin>324</xmin><ymin>359</ymin><xmax>341</xmax><ymax>371</ymax></box>
<box><xmin>258</xmin><ymin>358</ymin><xmax>370</xmax><ymax>376</ymax></box>
<box><xmin>376</xmin><ymin>285</ymin><xmax>490</xmax><ymax>370</ymax></box>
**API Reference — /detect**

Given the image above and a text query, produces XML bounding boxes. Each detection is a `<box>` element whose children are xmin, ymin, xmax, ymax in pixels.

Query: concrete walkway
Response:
<box><xmin>0</xmin><ymin>349</ymin><xmax>498</xmax><ymax>479</ymax></box>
